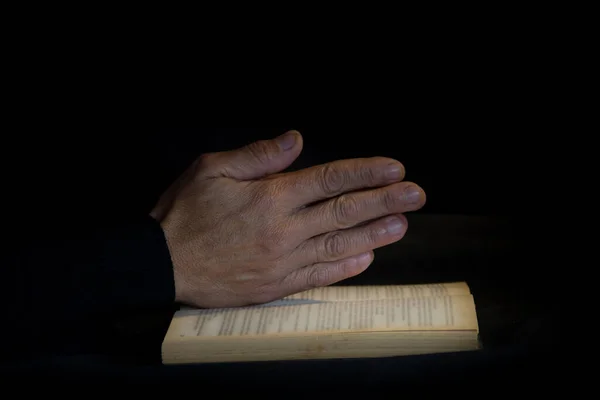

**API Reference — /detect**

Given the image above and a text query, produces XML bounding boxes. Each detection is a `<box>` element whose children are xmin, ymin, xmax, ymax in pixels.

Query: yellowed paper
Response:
<box><xmin>168</xmin><ymin>295</ymin><xmax>477</xmax><ymax>338</ymax></box>
<box><xmin>284</xmin><ymin>282</ymin><xmax>470</xmax><ymax>301</ymax></box>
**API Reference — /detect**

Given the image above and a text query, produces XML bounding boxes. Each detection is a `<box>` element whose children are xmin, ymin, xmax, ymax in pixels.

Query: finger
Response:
<box><xmin>292</xmin><ymin>182</ymin><xmax>425</xmax><ymax>238</ymax></box>
<box><xmin>278</xmin><ymin>157</ymin><xmax>405</xmax><ymax>207</ymax></box>
<box><xmin>200</xmin><ymin>130</ymin><xmax>303</xmax><ymax>180</ymax></box>
<box><xmin>290</xmin><ymin>214</ymin><xmax>408</xmax><ymax>266</ymax></box>
<box><xmin>281</xmin><ymin>251</ymin><xmax>374</xmax><ymax>295</ymax></box>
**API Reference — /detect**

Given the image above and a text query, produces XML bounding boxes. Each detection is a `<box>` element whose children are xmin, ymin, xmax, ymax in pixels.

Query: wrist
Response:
<box><xmin>158</xmin><ymin>217</ymin><xmax>192</xmax><ymax>305</ymax></box>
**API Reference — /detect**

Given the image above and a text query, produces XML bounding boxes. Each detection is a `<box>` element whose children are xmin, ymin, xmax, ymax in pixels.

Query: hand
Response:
<box><xmin>151</xmin><ymin>131</ymin><xmax>426</xmax><ymax>308</ymax></box>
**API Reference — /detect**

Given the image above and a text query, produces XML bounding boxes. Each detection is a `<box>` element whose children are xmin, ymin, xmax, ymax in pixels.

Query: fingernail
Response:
<box><xmin>384</xmin><ymin>216</ymin><xmax>405</xmax><ymax>235</ymax></box>
<box><xmin>276</xmin><ymin>131</ymin><xmax>296</xmax><ymax>151</ymax></box>
<box><xmin>385</xmin><ymin>163</ymin><xmax>403</xmax><ymax>180</ymax></box>
<box><xmin>403</xmin><ymin>185</ymin><xmax>422</xmax><ymax>204</ymax></box>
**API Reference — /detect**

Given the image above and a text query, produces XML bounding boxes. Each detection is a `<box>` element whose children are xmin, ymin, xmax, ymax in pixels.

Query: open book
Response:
<box><xmin>162</xmin><ymin>281</ymin><xmax>480</xmax><ymax>364</ymax></box>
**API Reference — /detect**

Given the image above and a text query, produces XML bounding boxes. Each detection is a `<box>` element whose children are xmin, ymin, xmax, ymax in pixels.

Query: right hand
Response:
<box><xmin>151</xmin><ymin>131</ymin><xmax>426</xmax><ymax>308</ymax></box>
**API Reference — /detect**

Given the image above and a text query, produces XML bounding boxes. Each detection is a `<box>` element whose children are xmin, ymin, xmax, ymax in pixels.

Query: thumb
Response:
<box><xmin>206</xmin><ymin>130</ymin><xmax>303</xmax><ymax>180</ymax></box>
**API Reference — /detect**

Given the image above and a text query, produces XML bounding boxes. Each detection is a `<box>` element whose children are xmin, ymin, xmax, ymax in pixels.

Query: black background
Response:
<box><xmin>0</xmin><ymin>5</ymin><xmax>572</xmax><ymax>389</ymax></box>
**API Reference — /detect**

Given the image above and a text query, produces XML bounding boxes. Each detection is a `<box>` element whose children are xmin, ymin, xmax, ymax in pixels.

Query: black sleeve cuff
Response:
<box><xmin>8</xmin><ymin>216</ymin><xmax>177</xmax><ymax>349</ymax></box>
<box><xmin>97</xmin><ymin>215</ymin><xmax>176</xmax><ymax>312</ymax></box>
<box><xmin>4</xmin><ymin>215</ymin><xmax>179</xmax><ymax>363</ymax></box>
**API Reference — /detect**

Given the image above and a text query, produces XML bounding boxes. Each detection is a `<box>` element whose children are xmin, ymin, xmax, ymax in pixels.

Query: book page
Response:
<box><xmin>284</xmin><ymin>282</ymin><xmax>470</xmax><ymax>301</ymax></box>
<box><xmin>166</xmin><ymin>295</ymin><xmax>477</xmax><ymax>338</ymax></box>
<box><xmin>178</xmin><ymin>282</ymin><xmax>472</xmax><ymax>310</ymax></box>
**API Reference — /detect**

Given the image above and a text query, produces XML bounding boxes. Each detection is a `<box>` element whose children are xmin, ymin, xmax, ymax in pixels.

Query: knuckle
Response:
<box><xmin>333</xmin><ymin>195</ymin><xmax>359</xmax><ymax>228</ymax></box>
<box><xmin>366</xmin><ymin>226</ymin><xmax>381</xmax><ymax>244</ymax></box>
<box><xmin>193</xmin><ymin>152</ymin><xmax>217</xmax><ymax>176</ymax></box>
<box><xmin>249</xmin><ymin>181</ymin><xmax>287</xmax><ymax>213</ymax></box>
<box><xmin>260</xmin><ymin>232</ymin><xmax>284</xmax><ymax>253</ymax></box>
<box><xmin>195</xmin><ymin>152</ymin><xmax>214</xmax><ymax>169</ymax></box>
<box><xmin>319</xmin><ymin>164</ymin><xmax>346</xmax><ymax>195</ymax></box>
<box><xmin>247</xmin><ymin>140</ymin><xmax>275</xmax><ymax>164</ymax></box>
<box><xmin>263</xmin><ymin>180</ymin><xmax>286</xmax><ymax>202</ymax></box>
<box><xmin>359</xmin><ymin>161</ymin><xmax>380</xmax><ymax>183</ymax></box>
<box><xmin>382</xmin><ymin>187</ymin><xmax>399</xmax><ymax>211</ymax></box>
<box><xmin>258</xmin><ymin>223</ymin><xmax>288</xmax><ymax>253</ymax></box>
<box><xmin>247</xmin><ymin>183</ymin><xmax>276</xmax><ymax>210</ymax></box>
<box><xmin>323</xmin><ymin>232</ymin><xmax>347</xmax><ymax>259</ymax></box>
<box><xmin>306</xmin><ymin>267</ymin><xmax>330</xmax><ymax>289</ymax></box>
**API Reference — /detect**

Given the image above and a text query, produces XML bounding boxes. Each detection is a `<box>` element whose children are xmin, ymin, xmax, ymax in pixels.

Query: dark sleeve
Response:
<box><xmin>4</xmin><ymin>215</ymin><xmax>177</xmax><ymax>362</ymax></box>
